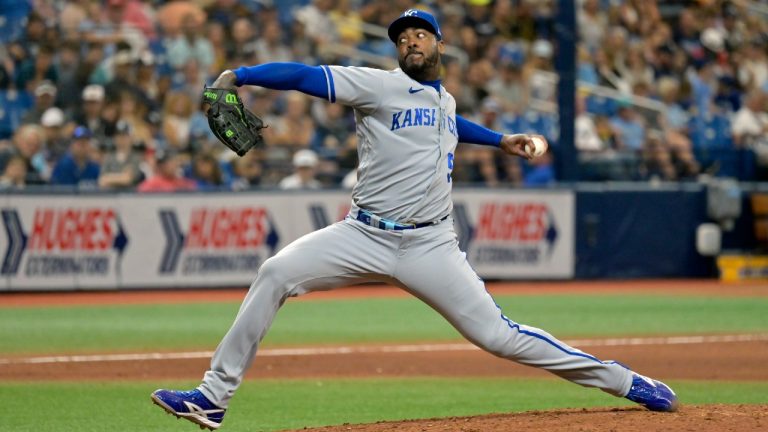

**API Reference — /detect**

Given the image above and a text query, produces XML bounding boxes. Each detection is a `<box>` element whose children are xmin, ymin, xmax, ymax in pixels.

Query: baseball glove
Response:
<box><xmin>201</xmin><ymin>87</ymin><xmax>265</xmax><ymax>156</ymax></box>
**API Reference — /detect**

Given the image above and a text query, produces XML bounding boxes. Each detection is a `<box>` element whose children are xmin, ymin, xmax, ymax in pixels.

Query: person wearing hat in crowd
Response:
<box><xmin>21</xmin><ymin>80</ymin><xmax>57</xmax><ymax>125</ymax></box>
<box><xmin>278</xmin><ymin>149</ymin><xmax>322</xmax><ymax>190</ymax></box>
<box><xmin>39</xmin><ymin>106</ymin><xmax>71</xmax><ymax>169</ymax></box>
<box><xmin>73</xmin><ymin>84</ymin><xmax>109</xmax><ymax>141</ymax></box>
<box><xmin>49</xmin><ymin>126</ymin><xmax>100</xmax><ymax>187</ymax></box>
<box><xmin>98</xmin><ymin>120</ymin><xmax>143</xmax><ymax>190</ymax></box>
<box><xmin>137</xmin><ymin>149</ymin><xmax>196</xmax><ymax>192</ymax></box>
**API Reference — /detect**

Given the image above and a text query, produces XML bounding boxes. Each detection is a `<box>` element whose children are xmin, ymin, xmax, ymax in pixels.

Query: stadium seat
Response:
<box><xmin>585</xmin><ymin>95</ymin><xmax>617</xmax><ymax>117</ymax></box>
<box><xmin>0</xmin><ymin>0</ymin><xmax>31</xmax><ymax>43</ymax></box>
<box><xmin>0</xmin><ymin>90</ymin><xmax>33</xmax><ymax>139</ymax></box>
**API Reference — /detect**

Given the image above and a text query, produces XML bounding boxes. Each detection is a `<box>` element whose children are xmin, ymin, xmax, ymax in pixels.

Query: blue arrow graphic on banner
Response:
<box><xmin>266</xmin><ymin>217</ymin><xmax>280</xmax><ymax>255</ymax></box>
<box><xmin>113</xmin><ymin>217</ymin><xmax>129</xmax><ymax>255</ymax></box>
<box><xmin>158</xmin><ymin>209</ymin><xmax>184</xmax><ymax>274</ymax></box>
<box><xmin>309</xmin><ymin>204</ymin><xmax>329</xmax><ymax>230</ymax></box>
<box><xmin>1</xmin><ymin>209</ymin><xmax>27</xmax><ymax>275</ymax></box>
<box><xmin>545</xmin><ymin>210</ymin><xmax>558</xmax><ymax>256</ymax></box>
<box><xmin>452</xmin><ymin>204</ymin><xmax>474</xmax><ymax>253</ymax></box>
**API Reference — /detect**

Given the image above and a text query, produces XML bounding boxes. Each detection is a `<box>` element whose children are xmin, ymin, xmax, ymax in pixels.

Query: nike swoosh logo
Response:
<box><xmin>408</xmin><ymin>87</ymin><xmax>424</xmax><ymax>94</ymax></box>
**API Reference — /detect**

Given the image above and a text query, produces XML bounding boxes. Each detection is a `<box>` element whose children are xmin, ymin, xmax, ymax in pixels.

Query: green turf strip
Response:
<box><xmin>0</xmin><ymin>378</ymin><xmax>766</xmax><ymax>432</ymax></box>
<box><xmin>1</xmin><ymin>295</ymin><xmax>766</xmax><ymax>354</ymax></box>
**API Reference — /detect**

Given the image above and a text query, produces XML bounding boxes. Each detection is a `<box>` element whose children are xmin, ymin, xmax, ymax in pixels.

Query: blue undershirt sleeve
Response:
<box><xmin>455</xmin><ymin>115</ymin><xmax>503</xmax><ymax>147</ymax></box>
<box><xmin>232</xmin><ymin>62</ymin><xmax>331</xmax><ymax>101</ymax></box>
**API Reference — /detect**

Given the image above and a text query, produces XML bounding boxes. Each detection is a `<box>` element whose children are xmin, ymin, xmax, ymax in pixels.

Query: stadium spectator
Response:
<box><xmin>486</xmin><ymin>52</ymin><xmax>528</xmax><ymax>115</ymax></box>
<box><xmin>264</xmin><ymin>92</ymin><xmax>314</xmax><ymax>150</ymax></box>
<box><xmin>98</xmin><ymin>121</ymin><xmax>143</xmax><ymax>190</ymax></box>
<box><xmin>206</xmin><ymin>21</ymin><xmax>229</xmax><ymax>77</ymax></box>
<box><xmin>60</xmin><ymin>1</ymin><xmax>88</xmax><ymax>39</ymax></box>
<box><xmin>610</xmin><ymin>103</ymin><xmax>645</xmax><ymax>152</ymax></box>
<box><xmin>453</xmin><ymin>98</ymin><xmax>503</xmax><ymax>186</ymax></box>
<box><xmin>525</xmin><ymin>39</ymin><xmax>555</xmax><ymax>102</ymax></box>
<box><xmin>687</xmin><ymin>59</ymin><xmax>719</xmax><ymax>119</ymax></box>
<box><xmin>40</xmin><ymin>107</ymin><xmax>71</xmax><ymax>166</ymax></box>
<box><xmin>167</xmin><ymin>12</ymin><xmax>215</xmax><ymax>72</ymax></box>
<box><xmin>577</xmin><ymin>0</ymin><xmax>608</xmax><ymax>51</ymax></box>
<box><xmin>227</xmin><ymin>151</ymin><xmax>262</xmax><ymax>190</ymax></box>
<box><xmin>329</xmin><ymin>0</ymin><xmax>364</xmax><ymax>46</ymax></box>
<box><xmin>135</xmin><ymin>52</ymin><xmax>162</xmax><ymax>109</ymax></box>
<box><xmin>0</xmin><ymin>125</ymin><xmax>46</xmax><ymax>185</ymax></box>
<box><xmin>253</xmin><ymin>20</ymin><xmax>293</xmax><ymax>64</ymax></box>
<box><xmin>50</xmin><ymin>126</ymin><xmax>100</xmax><ymax>187</ymax></box>
<box><xmin>310</xmin><ymin>101</ymin><xmax>354</xmax><ymax>159</ymax></box>
<box><xmin>295</xmin><ymin>0</ymin><xmax>339</xmax><ymax>47</ymax></box>
<box><xmin>79</xmin><ymin>0</ymin><xmax>147</xmax><ymax>57</ymax></box>
<box><xmin>188</xmin><ymin>151</ymin><xmax>224</xmax><ymax>190</ymax></box>
<box><xmin>115</xmin><ymin>90</ymin><xmax>154</xmax><ymax>150</ymax></box>
<box><xmin>279</xmin><ymin>149</ymin><xmax>321</xmax><ymax>190</ymax></box>
<box><xmin>656</xmin><ymin>77</ymin><xmax>700</xmax><ymax>179</ymax></box>
<box><xmin>523</xmin><ymin>149</ymin><xmax>555</xmax><ymax>186</ymax></box>
<box><xmin>137</xmin><ymin>149</ymin><xmax>196</xmax><ymax>192</ymax></box>
<box><xmin>228</xmin><ymin>17</ymin><xmax>259</xmax><ymax>65</ymax></box>
<box><xmin>16</xmin><ymin>44</ymin><xmax>59</xmax><ymax>92</ymax></box>
<box><xmin>72</xmin><ymin>84</ymin><xmax>109</xmax><ymax>141</ymax></box>
<box><xmin>162</xmin><ymin>91</ymin><xmax>195</xmax><ymax>151</ymax></box>
<box><xmin>103</xmin><ymin>49</ymin><xmax>144</xmax><ymax>103</ymax></box>
<box><xmin>21</xmin><ymin>80</ymin><xmax>57</xmax><ymax>125</ymax></box>
<box><xmin>157</xmin><ymin>0</ymin><xmax>206</xmax><ymax>39</ymax></box>
<box><xmin>174</xmin><ymin>59</ymin><xmax>207</xmax><ymax>103</ymax></box>
<box><xmin>578</xmin><ymin>93</ymin><xmax>642</xmax><ymax>181</ymax></box>
<box><xmin>11</xmin><ymin>13</ymin><xmax>53</xmax><ymax>79</ymax></box>
<box><xmin>203</xmin><ymin>0</ymin><xmax>253</xmax><ymax>29</ymax></box>
<box><xmin>732</xmin><ymin>91</ymin><xmax>768</xmax><ymax>149</ymax></box>
<box><xmin>738</xmin><ymin>36</ymin><xmax>768</xmax><ymax>93</ymax></box>
<box><xmin>0</xmin><ymin>155</ymin><xmax>28</xmax><ymax>190</ymax></box>
<box><xmin>55</xmin><ymin>41</ymin><xmax>83</xmax><ymax>113</ymax></box>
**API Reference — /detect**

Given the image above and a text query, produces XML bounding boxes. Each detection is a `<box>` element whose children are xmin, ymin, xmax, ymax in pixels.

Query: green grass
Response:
<box><xmin>1</xmin><ymin>378</ymin><xmax>766</xmax><ymax>432</ymax></box>
<box><xmin>1</xmin><ymin>295</ymin><xmax>767</xmax><ymax>354</ymax></box>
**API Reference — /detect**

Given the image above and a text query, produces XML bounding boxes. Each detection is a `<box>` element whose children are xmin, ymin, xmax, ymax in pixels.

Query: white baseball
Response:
<box><xmin>527</xmin><ymin>136</ymin><xmax>548</xmax><ymax>158</ymax></box>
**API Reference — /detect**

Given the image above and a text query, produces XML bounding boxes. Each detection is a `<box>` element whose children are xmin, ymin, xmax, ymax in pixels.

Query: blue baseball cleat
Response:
<box><xmin>151</xmin><ymin>389</ymin><xmax>226</xmax><ymax>430</ymax></box>
<box><xmin>625</xmin><ymin>373</ymin><xmax>679</xmax><ymax>412</ymax></box>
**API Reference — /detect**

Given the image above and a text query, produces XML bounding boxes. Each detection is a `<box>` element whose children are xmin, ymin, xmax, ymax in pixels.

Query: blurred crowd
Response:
<box><xmin>0</xmin><ymin>0</ymin><xmax>766</xmax><ymax>192</ymax></box>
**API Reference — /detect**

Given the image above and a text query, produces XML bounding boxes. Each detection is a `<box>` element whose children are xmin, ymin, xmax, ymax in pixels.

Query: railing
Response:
<box><xmin>528</xmin><ymin>69</ymin><xmax>668</xmax><ymax>133</ymax></box>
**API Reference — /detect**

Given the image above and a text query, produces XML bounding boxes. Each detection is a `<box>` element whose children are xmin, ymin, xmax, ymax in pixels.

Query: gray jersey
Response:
<box><xmin>324</xmin><ymin>66</ymin><xmax>459</xmax><ymax>224</ymax></box>
<box><xmin>191</xmin><ymin>66</ymin><xmax>636</xmax><ymax>415</ymax></box>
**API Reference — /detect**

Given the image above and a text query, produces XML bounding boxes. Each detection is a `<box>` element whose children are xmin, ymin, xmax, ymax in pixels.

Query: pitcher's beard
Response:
<box><xmin>399</xmin><ymin>51</ymin><xmax>440</xmax><ymax>81</ymax></box>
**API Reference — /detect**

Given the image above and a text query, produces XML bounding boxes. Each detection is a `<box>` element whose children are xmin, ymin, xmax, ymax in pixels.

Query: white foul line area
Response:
<box><xmin>2</xmin><ymin>334</ymin><xmax>767</xmax><ymax>366</ymax></box>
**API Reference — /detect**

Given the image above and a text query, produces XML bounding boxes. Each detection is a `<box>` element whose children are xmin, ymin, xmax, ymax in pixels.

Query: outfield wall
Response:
<box><xmin>0</xmin><ymin>185</ymin><xmax>747</xmax><ymax>291</ymax></box>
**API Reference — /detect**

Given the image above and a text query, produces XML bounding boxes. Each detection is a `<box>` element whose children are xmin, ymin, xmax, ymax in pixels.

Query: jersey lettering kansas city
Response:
<box><xmin>321</xmin><ymin>65</ymin><xmax>459</xmax><ymax>223</ymax></box>
<box><xmin>390</xmin><ymin>108</ymin><xmax>458</xmax><ymax>139</ymax></box>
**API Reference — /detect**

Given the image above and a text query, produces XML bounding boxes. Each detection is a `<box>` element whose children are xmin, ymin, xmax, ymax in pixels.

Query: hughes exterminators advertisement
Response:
<box><xmin>0</xmin><ymin>196</ymin><xmax>129</xmax><ymax>290</ymax></box>
<box><xmin>453</xmin><ymin>190</ymin><xmax>575</xmax><ymax>279</ymax></box>
<box><xmin>0</xmin><ymin>190</ymin><xmax>573</xmax><ymax>290</ymax></box>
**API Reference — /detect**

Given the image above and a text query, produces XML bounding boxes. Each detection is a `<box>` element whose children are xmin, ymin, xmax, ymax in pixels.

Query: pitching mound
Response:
<box><xmin>293</xmin><ymin>404</ymin><xmax>767</xmax><ymax>432</ymax></box>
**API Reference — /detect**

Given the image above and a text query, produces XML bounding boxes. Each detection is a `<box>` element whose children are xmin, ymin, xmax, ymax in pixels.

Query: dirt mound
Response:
<box><xmin>291</xmin><ymin>404</ymin><xmax>768</xmax><ymax>432</ymax></box>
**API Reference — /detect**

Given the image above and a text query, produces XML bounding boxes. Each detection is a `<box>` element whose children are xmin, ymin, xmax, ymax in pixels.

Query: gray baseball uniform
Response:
<box><xmin>197</xmin><ymin>65</ymin><xmax>632</xmax><ymax>408</ymax></box>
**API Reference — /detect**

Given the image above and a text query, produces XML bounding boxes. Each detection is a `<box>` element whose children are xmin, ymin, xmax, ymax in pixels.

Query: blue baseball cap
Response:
<box><xmin>72</xmin><ymin>126</ymin><xmax>92</xmax><ymax>139</ymax></box>
<box><xmin>388</xmin><ymin>9</ymin><xmax>442</xmax><ymax>43</ymax></box>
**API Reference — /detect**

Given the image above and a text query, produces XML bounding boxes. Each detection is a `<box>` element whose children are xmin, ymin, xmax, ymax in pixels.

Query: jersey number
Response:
<box><xmin>447</xmin><ymin>152</ymin><xmax>454</xmax><ymax>183</ymax></box>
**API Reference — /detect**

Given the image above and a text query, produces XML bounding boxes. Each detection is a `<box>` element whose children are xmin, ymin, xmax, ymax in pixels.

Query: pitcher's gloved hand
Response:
<box><xmin>201</xmin><ymin>86</ymin><xmax>265</xmax><ymax>156</ymax></box>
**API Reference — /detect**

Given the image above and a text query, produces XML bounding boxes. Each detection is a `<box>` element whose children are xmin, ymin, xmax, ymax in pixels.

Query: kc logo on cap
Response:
<box><xmin>388</xmin><ymin>8</ymin><xmax>442</xmax><ymax>42</ymax></box>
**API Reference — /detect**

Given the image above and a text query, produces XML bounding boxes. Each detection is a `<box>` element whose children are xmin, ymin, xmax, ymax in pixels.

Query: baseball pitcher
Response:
<box><xmin>151</xmin><ymin>9</ymin><xmax>678</xmax><ymax>430</ymax></box>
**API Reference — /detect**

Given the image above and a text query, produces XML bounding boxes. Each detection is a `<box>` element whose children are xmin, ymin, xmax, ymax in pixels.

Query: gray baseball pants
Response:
<box><xmin>198</xmin><ymin>218</ymin><xmax>633</xmax><ymax>407</ymax></box>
